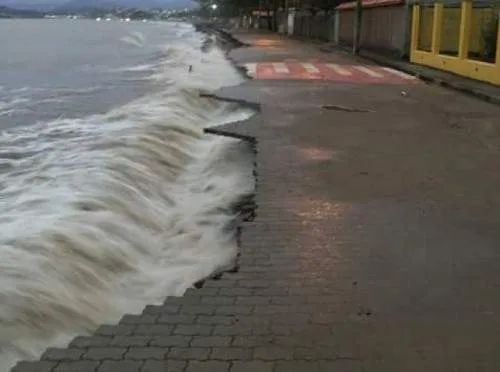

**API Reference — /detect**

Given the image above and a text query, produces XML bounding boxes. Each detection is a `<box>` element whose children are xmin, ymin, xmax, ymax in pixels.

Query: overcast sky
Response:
<box><xmin>3</xmin><ymin>0</ymin><xmax>69</xmax><ymax>3</ymax></box>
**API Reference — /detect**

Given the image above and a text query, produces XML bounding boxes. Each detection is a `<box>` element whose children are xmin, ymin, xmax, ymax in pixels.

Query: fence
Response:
<box><xmin>410</xmin><ymin>0</ymin><xmax>500</xmax><ymax>85</ymax></box>
<box><xmin>337</xmin><ymin>0</ymin><xmax>410</xmax><ymax>56</ymax></box>
<box><xmin>292</xmin><ymin>13</ymin><xmax>336</xmax><ymax>41</ymax></box>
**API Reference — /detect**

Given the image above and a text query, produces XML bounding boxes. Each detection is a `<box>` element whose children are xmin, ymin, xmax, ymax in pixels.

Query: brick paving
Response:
<box><xmin>244</xmin><ymin>62</ymin><xmax>418</xmax><ymax>84</ymax></box>
<box><xmin>12</xmin><ymin>32</ymin><xmax>500</xmax><ymax>372</ymax></box>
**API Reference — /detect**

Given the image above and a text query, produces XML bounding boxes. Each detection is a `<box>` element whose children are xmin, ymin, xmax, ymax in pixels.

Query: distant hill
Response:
<box><xmin>0</xmin><ymin>1</ymin><xmax>62</xmax><ymax>11</ymax></box>
<box><xmin>55</xmin><ymin>0</ymin><xmax>117</xmax><ymax>12</ymax></box>
<box><xmin>0</xmin><ymin>5</ymin><xmax>45</xmax><ymax>17</ymax></box>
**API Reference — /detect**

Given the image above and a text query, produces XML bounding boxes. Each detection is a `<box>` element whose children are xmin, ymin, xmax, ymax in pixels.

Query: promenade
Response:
<box><xmin>13</xmin><ymin>31</ymin><xmax>500</xmax><ymax>372</ymax></box>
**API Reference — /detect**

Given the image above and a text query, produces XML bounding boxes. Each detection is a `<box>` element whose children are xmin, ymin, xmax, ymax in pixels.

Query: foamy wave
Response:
<box><xmin>116</xmin><ymin>63</ymin><xmax>157</xmax><ymax>72</ymax></box>
<box><xmin>121</xmin><ymin>32</ymin><xmax>146</xmax><ymax>48</ymax></box>
<box><xmin>1</xmin><ymin>24</ymin><xmax>253</xmax><ymax>370</ymax></box>
<box><xmin>51</xmin><ymin>86</ymin><xmax>104</xmax><ymax>95</ymax></box>
<box><xmin>9</xmin><ymin>87</ymin><xmax>46</xmax><ymax>94</ymax></box>
<box><xmin>0</xmin><ymin>86</ymin><xmax>102</xmax><ymax>118</ymax></box>
<box><xmin>0</xmin><ymin>98</ymin><xmax>31</xmax><ymax>118</ymax></box>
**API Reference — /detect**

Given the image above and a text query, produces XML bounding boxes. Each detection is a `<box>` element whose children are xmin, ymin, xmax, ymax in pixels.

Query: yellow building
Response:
<box><xmin>410</xmin><ymin>0</ymin><xmax>500</xmax><ymax>85</ymax></box>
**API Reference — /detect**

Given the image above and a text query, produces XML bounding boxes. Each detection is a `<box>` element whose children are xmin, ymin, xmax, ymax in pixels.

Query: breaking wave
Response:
<box><xmin>121</xmin><ymin>31</ymin><xmax>146</xmax><ymax>48</ymax></box>
<box><xmin>0</xmin><ymin>23</ymin><xmax>254</xmax><ymax>370</ymax></box>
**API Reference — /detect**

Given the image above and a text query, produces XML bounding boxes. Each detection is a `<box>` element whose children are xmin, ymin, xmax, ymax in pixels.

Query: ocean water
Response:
<box><xmin>0</xmin><ymin>19</ymin><xmax>254</xmax><ymax>369</ymax></box>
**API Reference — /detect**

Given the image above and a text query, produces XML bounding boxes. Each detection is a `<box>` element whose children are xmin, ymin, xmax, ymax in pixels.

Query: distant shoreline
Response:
<box><xmin>0</xmin><ymin>6</ymin><xmax>45</xmax><ymax>19</ymax></box>
<box><xmin>0</xmin><ymin>5</ymin><xmax>188</xmax><ymax>21</ymax></box>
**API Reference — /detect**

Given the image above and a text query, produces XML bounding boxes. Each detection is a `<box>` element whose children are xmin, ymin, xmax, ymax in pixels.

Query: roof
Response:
<box><xmin>336</xmin><ymin>0</ymin><xmax>404</xmax><ymax>10</ymax></box>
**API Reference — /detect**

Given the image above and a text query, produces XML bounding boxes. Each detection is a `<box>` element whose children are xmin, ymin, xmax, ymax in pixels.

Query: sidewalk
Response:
<box><xmin>13</xmin><ymin>31</ymin><xmax>500</xmax><ymax>372</ymax></box>
<box><xmin>330</xmin><ymin>45</ymin><xmax>500</xmax><ymax>106</ymax></box>
<box><xmin>237</xmin><ymin>27</ymin><xmax>500</xmax><ymax>105</ymax></box>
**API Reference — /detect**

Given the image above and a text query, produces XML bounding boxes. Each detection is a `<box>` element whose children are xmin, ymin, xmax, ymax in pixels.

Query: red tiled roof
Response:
<box><xmin>336</xmin><ymin>0</ymin><xmax>404</xmax><ymax>10</ymax></box>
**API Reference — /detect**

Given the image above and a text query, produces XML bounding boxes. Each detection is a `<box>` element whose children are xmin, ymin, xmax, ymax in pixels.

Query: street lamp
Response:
<box><xmin>210</xmin><ymin>3</ymin><xmax>218</xmax><ymax>19</ymax></box>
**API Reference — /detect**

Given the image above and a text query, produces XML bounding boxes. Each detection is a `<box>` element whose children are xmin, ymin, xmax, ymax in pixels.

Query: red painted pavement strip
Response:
<box><xmin>246</xmin><ymin>62</ymin><xmax>418</xmax><ymax>84</ymax></box>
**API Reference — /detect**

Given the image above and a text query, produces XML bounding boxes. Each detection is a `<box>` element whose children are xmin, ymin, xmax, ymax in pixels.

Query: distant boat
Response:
<box><xmin>106</xmin><ymin>18</ymin><xmax>112</xmax><ymax>21</ymax></box>
<box><xmin>96</xmin><ymin>17</ymin><xmax>101</xmax><ymax>21</ymax></box>
<box><xmin>125</xmin><ymin>18</ymin><xmax>131</xmax><ymax>22</ymax></box>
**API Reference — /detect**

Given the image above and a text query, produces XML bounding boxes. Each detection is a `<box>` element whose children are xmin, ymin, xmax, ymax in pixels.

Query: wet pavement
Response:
<box><xmin>13</xmin><ymin>31</ymin><xmax>500</xmax><ymax>372</ymax></box>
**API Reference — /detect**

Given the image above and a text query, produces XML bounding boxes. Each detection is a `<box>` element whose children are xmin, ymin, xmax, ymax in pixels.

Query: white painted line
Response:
<box><xmin>354</xmin><ymin>66</ymin><xmax>383</xmax><ymax>78</ymax></box>
<box><xmin>272</xmin><ymin>62</ymin><xmax>289</xmax><ymax>74</ymax></box>
<box><xmin>244</xmin><ymin>63</ymin><xmax>257</xmax><ymax>75</ymax></box>
<box><xmin>381</xmin><ymin>67</ymin><xmax>416</xmax><ymax>79</ymax></box>
<box><xmin>301</xmin><ymin>63</ymin><xmax>320</xmax><ymax>73</ymax></box>
<box><xmin>326</xmin><ymin>64</ymin><xmax>351</xmax><ymax>76</ymax></box>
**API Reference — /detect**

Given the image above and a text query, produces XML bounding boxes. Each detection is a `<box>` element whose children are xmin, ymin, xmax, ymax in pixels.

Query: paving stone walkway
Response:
<box><xmin>12</xmin><ymin>31</ymin><xmax>500</xmax><ymax>372</ymax></box>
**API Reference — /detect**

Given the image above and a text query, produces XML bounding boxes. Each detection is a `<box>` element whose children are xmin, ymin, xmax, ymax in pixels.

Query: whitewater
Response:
<box><xmin>0</xmin><ymin>20</ymin><xmax>254</xmax><ymax>370</ymax></box>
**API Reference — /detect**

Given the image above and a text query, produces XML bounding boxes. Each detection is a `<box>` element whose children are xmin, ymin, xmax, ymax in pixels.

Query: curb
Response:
<box><xmin>334</xmin><ymin>46</ymin><xmax>500</xmax><ymax>107</ymax></box>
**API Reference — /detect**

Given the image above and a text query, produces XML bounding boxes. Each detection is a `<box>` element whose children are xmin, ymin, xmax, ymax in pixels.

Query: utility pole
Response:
<box><xmin>353</xmin><ymin>0</ymin><xmax>362</xmax><ymax>55</ymax></box>
<box><xmin>272</xmin><ymin>0</ymin><xmax>278</xmax><ymax>32</ymax></box>
<box><xmin>284</xmin><ymin>0</ymin><xmax>289</xmax><ymax>34</ymax></box>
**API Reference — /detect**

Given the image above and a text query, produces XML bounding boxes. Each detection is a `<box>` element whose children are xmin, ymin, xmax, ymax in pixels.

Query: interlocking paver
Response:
<box><xmin>69</xmin><ymin>336</ymin><xmax>112</xmax><ymax>348</ymax></box>
<box><xmin>110</xmin><ymin>336</ymin><xmax>151</xmax><ymax>347</ymax></box>
<box><xmin>190</xmin><ymin>336</ymin><xmax>231</xmax><ymax>348</ymax></box>
<box><xmin>12</xmin><ymin>29</ymin><xmax>500</xmax><ymax>372</ymax></box>
<box><xmin>168</xmin><ymin>347</ymin><xmax>210</xmax><ymax>360</ymax></box>
<box><xmin>317</xmin><ymin>360</ymin><xmax>364</xmax><ymax>372</ymax></box>
<box><xmin>230</xmin><ymin>361</ymin><xmax>275</xmax><ymax>372</ymax></box>
<box><xmin>210</xmin><ymin>347</ymin><xmax>252</xmax><ymax>360</ymax></box>
<box><xmin>11</xmin><ymin>362</ymin><xmax>57</xmax><ymax>372</ymax></box>
<box><xmin>218</xmin><ymin>288</ymin><xmax>252</xmax><ymax>297</ymax></box>
<box><xmin>232</xmin><ymin>335</ymin><xmax>275</xmax><ymax>347</ymax></box>
<box><xmin>157</xmin><ymin>314</ymin><xmax>196</xmax><ymax>324</ymax></box>
<box><xmin>183</xmin><ymin>288</ymin><xmax>219</xmax><ymax>297</ymax></box>
<box><xmin>174</xmin><ymin>324</ymin><xmax>213</xmax><ymax>336</ymax></box>
<box><xmin>54</xmin><ymin>361</ymin><xmax>100</xmax><ymax>372</ymax></box>
<box><xmin>231</xmin><ymin>316</ymin><xmax>270</xmax><ymax>326</ymax></box>
<box><xmin>41</xmin><ymin>348</ymin><xmax>85</xmax><ymax>361</ymax></box>
<box><xmin>185</xmin><ymin>361</ymin><xmax>230</xmax><ymax>372</ymax></box>
<box><xmin>215</xmin><ymin>306</ymin><xmax>252</xmax><ymax>315</ymax></box>
<box><xmin>196</xmin><ymin>315</ymin><xmax>236</xmax><ymax>325</ymax></box>
<box><xmin>254</xmin><ymin>347</ymin><xmax>294</xmax><ymax>360</ymax></box>
<box><xmin>235</xmin><ymin>296</ymin><xmax>270</xmax><ymax>305</ymax></box>
<box><xmin>142</xmin><ymin>305</ymin><xmax>179</xmax><ymax>315</ymax></box>
<box><xmin>275</xmin><ymin>361</ymin><xmax>320</xmax><ymax>372</ymax></box>
<box><xmin>213</xmin><ymin>325</ymin><xmax>253</xmax><ymax>336</ymax></box>
<box><xmin>95</xmin><ymin>325</ymin><xmax>136</xmax><ymax>336</ymax></box>
<box><xmin>200</xmin><ymin>296</ymin><xmax>235</xmax><ymax>305</ymax></box>
<box><xmin>149</xmin><ymin>335</ymin><xmax>191</xmax><ymax>347</ymax></box>
<box><xmin>141</xmin><ymin>360</ymin><xmax>187</xmax><ymax>372</ymax></box>
<box><xmin>120</xmin><ymin>315</ymin><xmax>157</xmax><ymax>325</ymax></box>
<box><xmin>83</xmin><ymin>348</ymin><xmax>127</xmax><ymax>361</ymax></box>
<box><xmin>203</xmin><ymin>280</ymin><xmax>236</xmax><ymax>288</ymax></box>
<box><xmin>125</xmin><ymin>347</ymin><xmax>167</xmax><ymax>360</ymax></box>
<box><xmin>164</xmin><ymin>296</ymin><xmax>201</xmax><ymax>305</ymax></box>
<box><xmin>134</xmin><ymin>325</ymin><xmax>173</xmax><ymax>336</ymax></box>
<box><xmin>97</xmin><ymin>361</ymin><xmax>143</xmax><ymax>372</ymax></box>
<box><xmin>180</xmin><ymin>305</ymin><xmax>216</xmax><ymax>315</ymax></box>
